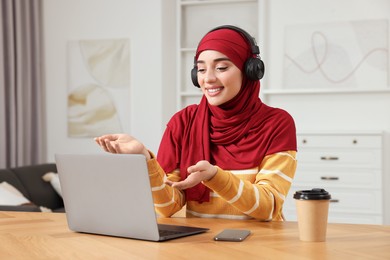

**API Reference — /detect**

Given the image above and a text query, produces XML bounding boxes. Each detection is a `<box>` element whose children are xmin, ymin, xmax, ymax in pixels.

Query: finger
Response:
<box><xmin>99</xmin><ymin>134</ymin><xmax>115</xmax><ymax>140</ymax></box>
<box><xmin>171</xmin><ymin>175</ymin><xmax>199</xmax><ymax>190</ymax></box>
<box><xmin>170</xmin><ymin>181</ymin><xmax>189</xmax><ymax>190</ymax></box>
<box><xmin>114</xmin><ymin>143</ymin><xmax>122</xmax><ymax>154</ymax></box>
<box><xmin>165</xmin><ymin>179</ymin><xmax>174</xmax><ymax>186</ymax></box>
<box><xmin>187</xmin><ymin>161</ymin><xmax>207</xmax><ymax>173</ymax></box>
<box><xmin>187</xmin><ymin>165</ymin><xmax>196</xmax><ymax>173</ymax></box>
<box><xmin>187</xmin><ymin>164</ymin><xmax>202</xmax><ymax>174</ymax></box>
<box><xmin>105</xmin><ymin>140</ymin><xmax>117</xmax><ymax>153</ymax></box>
<box><xmin>94</xmin><ymin>137</ymin><xmax>103</xmax><ymax>147</ymax></box>
<box><xmin>96</xmin><ymin>135</ymin><xmax>106</xmax><ymax>142</ymax></box>
<box><xmin>100</xmin><ymin>139</ymin><xmax>110</xmax><ymax>152</ymax></box>
<box><xmin>95</xmin><ymin>137</ymin><xmax>109</xmax><ymax>152</ymax></box>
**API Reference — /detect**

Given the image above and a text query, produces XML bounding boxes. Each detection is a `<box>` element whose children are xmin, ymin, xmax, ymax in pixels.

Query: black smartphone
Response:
<box><xmin>213</xmin><ymin>229</ymin><xmax>251</xmax><ymax>242</ymax></box>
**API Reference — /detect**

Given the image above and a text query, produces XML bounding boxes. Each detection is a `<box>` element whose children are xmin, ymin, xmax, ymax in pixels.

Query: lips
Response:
<box><xmin>206</xmin><ymin>87</ymin><xmax>223</xmax><ymax>96</ymax></box>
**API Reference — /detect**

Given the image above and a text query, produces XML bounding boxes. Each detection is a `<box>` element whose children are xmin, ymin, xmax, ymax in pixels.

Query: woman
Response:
<box><xmin>95</xmin><ymin>25</ymin><xmax>297</xmax><ymax>221</ymax></box>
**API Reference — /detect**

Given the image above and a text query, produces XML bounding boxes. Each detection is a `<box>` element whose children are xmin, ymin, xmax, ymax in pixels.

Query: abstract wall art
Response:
<box><xmin>283</xmin><ymin>19</ymin><xmax>388</xmax><ymax>90</ymax></box>
<box><xmin>67</xmin><ymin>39</ymin><xmax>130</xmax><ymax>137</ymax></box>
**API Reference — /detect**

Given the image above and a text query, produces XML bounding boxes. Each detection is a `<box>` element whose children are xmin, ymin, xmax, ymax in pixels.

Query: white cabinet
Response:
<box><xmin>284</xmin><ymin>132</ymin><xmax>384</xmax><ymax>224</ymax></box>
<box><xmin>176</xmin><ymin>0</ymin><xmax>260</xmax><ymax>110</ymax></box>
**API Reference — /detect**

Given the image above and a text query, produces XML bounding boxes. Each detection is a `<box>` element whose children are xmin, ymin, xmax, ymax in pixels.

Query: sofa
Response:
<box><xmin>0</xmin><ymin>163</ymin><xmax>64</xmax><ymax>212</ymax></box>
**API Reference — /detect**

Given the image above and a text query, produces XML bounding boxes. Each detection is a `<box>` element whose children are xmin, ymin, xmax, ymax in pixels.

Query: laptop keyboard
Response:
<box><xmin>159</xmin><ymin>229</ymin><xmax>184</xmax><ymax>237</ymax></box>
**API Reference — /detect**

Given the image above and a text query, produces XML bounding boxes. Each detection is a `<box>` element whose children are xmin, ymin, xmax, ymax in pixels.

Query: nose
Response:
<box><xmin>203</xmin><ymin>70</ymin><xmax>216</xmax><ymax>83</ymax></box>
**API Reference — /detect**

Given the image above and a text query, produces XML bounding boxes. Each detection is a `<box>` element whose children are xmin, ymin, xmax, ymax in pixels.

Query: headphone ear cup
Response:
<box><xmin>191</xmin><ymin>67</ymin><xmax>200</xmax><ymax>88</ymax></box>
<box><xmin>245</xmin><ymin>58</ymin><xmax>265</xmax><ymax>81</ymax></box>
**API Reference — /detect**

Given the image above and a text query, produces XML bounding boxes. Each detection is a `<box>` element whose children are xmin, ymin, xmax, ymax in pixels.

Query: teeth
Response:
<box><xmin>207</xmin><ymin>88</ymin><xmax>222</xmax><ymax>93</ymax></box>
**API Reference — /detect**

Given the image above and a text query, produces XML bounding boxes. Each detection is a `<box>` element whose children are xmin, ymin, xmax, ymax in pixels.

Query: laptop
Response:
<box><xmin>54</xmin><ymin>153</ymin><xmax>209</xmax><ymax>241</ymax></box>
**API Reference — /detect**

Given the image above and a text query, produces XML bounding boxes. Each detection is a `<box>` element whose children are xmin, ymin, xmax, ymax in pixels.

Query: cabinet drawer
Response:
<box><xmin>297</xmin><ymin>135</ymin><xmax>382</xmax><ymax>148</ymax></box>
<box><xmin>293</xmin><ymin>168</ymin><xmax>381</xmax><ymax>189</ymax></box>
<box><xmin>285</xmin><ymin>188</ymin><xmax>382</xmax><ymax>214</ymax></box>
<box><xmin>328</xmin><ymin>213</ymin><xmax>383</xmax><ymax>224</ymax></box>
<box><xmin>297</xmin><ymin>149</ymin><xmax>381</xmax><ymax>168</ymax></box>
<box><xmin>283</xmin><ymin>209</ymin><xmax>383</xmax><ymax>224</ymax></box>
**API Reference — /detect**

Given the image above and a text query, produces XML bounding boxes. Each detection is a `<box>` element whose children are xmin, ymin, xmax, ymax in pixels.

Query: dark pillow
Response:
<box><xmin>11</xmin><ymin>164</ymin><xmax>64</xmax><ymax>210</ymax></box>
<box><xmin>0</xmin><ymin>169</ymin><xmax>29</xmax><ymax>197</ymax></box>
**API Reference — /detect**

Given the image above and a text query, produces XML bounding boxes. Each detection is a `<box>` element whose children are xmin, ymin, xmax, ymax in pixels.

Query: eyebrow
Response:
<box><xmin>196</xmin><ymin>57</ymin><xmax>231</xmax><ymax>65</ymax></box>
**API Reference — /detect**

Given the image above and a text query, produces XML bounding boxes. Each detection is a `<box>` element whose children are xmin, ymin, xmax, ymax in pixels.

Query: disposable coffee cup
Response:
<box><xmin>293</xmin><ymin>188</ymin><xmax>331</xmax><ymax>242</ymax></box>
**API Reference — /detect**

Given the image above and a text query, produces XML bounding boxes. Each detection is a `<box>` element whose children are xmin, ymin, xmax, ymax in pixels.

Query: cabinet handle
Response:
<box><xmin>320</xmin><ymin>156</ymin><xmax>339</xmax><ymax>161</ymax></box>
<box><xmin>330</xmin><ymin>199</ymin><xmax>339</xmax><ymax>203</ymax></box>
<box><xmin>321</xmin><ymin>176</ymin><xmax>339</xmax><ymax>180</ymax></box>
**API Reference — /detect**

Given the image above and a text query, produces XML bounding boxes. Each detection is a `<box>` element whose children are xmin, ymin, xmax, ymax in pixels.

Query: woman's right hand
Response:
<box><xmin>94</xmin><ymin>134</ymin><xmax>151</xmax><ymax>160</ymax></box>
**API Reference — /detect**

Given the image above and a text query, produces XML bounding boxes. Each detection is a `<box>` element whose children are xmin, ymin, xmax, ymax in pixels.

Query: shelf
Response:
<box><xmin>180</xmin><ymin>0</ymin><xmax>257</xmax><ymax>6</ymax></box>
<box><xmin>180</xmin><ymin>91</ymin><xmax>203</xmax><ymax>97</ymax></box>
<box><xmin>297</xmin><ymin>130</ymin><xmax>384</xmax><ymax>136</ymax></box>
<box><xmin>180</xmin><ymin>48</ymin><xmax>196</xmax><ymax>52</ymax></box>
<box><xmin>262</xmin><ymin>88</ymin><xmax>390</xmax><ymax>95</ymax></box>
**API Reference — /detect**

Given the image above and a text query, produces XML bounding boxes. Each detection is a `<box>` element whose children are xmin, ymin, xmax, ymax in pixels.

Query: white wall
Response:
<box><xmin>262</xmin><ymin>0</ymin><xmax>390</xmax><ymax>224</ymax></box>
<box><xmin>43</xmin><ymin>0</ymin><xmax>176</xmax><ymax>162</ymax></box>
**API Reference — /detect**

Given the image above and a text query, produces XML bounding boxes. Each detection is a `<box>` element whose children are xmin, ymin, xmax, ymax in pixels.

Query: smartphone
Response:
<box><xmin>213</xmin><ymin>229</ymin><xmax>251</xmax><ymax>242</ymax></box>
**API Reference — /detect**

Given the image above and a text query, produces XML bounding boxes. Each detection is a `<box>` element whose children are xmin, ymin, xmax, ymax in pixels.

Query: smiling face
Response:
<box><xmin>196</xmin><ymin>50</ymin><xmax>243</xmax><ymax>106</ymax></box>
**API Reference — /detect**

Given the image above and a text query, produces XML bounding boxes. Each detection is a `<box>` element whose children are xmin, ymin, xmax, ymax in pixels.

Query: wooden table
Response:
<box><xmin>0</xmin><ymin>211</ymin><xmax>389</xmax><ymax>259</ymax></box>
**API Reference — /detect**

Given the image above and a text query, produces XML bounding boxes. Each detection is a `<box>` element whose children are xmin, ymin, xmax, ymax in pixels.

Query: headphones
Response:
<box><xmin>191</xmin><ymin>25</ymin><xmax>265</xmax><ymax>88</ymax></box>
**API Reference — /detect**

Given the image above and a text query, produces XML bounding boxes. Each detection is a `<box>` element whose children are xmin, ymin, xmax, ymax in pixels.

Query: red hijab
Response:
<box><xmin>157</xmin><ymin>28</ymin><xmax>296</xmax><ymax>202</ymax></box>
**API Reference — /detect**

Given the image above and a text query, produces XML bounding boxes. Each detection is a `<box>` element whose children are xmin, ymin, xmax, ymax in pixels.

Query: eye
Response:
<box><xmin>197</xmin><ymin>68</ymin><xmax>206</xmax><ymax>73</ymax></box>
<box><xmin>216</xmin><ymin>66</ymin><xmax>228</xmax><ymax>72</ymax></box>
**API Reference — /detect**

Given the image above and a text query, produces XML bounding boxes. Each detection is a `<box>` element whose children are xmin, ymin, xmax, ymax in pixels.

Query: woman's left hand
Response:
<box><xmin>165</xmin><ymin>160</ymin><xmax>217</xmax><ymax>190</ymax></box>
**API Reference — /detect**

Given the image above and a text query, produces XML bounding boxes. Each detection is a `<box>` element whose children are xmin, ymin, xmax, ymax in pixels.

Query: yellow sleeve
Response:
<box><xmin>146</xmin><ymin>156</ymin><xmax>185</xmax><ymax>217</ymax></box>
<box><xmin>203</xmin><ymin>150</ymin><xmax>297</xmax><ymax>221</ymax></box>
